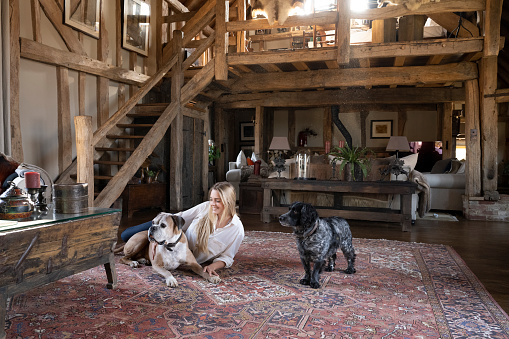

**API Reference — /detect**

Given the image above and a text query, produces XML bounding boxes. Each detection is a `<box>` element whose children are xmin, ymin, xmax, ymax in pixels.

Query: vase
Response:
<box><xmin>344</xmin><ymin>163</ymin><xmax>353</xmax><ymax>181</ymax></box>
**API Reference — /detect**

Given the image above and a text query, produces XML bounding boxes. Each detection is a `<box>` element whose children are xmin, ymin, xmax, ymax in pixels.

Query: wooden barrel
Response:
<box><xmin>52</xmin><ymin>183</ymin><xmax>88</xmax><ymax>213</ymax></box>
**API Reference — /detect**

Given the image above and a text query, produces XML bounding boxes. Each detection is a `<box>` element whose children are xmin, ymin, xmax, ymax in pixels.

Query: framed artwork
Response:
<box><xmin>370</xmin><ymin>120</ymin><xmax>393</xmax><ymax>139</ymax></box>
<box><xmin>122</xmin><ymin>0</ymin><xmax>150</xmax><ymax>56</ymax></box>
<box><xmin>64</xmin><ymin>0</ymin><xmax>100</xmax><ymax>39</ymax></box>
<box><xmin>240</xmin><ymin>122</ymin><xmax>255</xmax><ymax>141</ymax></box>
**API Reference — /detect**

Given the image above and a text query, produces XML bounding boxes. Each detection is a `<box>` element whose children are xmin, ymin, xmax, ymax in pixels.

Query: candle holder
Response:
<box><xmin>26</xmin><ymin>187</ymin><xmax>39</xmax><ymax>206</ymax></box>
<box><xmin>36</xmin><ymin>185</ymin><xmax>48</xmax><ymax>212</ymax></box>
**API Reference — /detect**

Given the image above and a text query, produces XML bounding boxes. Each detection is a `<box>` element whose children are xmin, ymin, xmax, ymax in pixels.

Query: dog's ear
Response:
<box><xmin>290</xmin><ymin>201</ymin><xmax>302</xmax><ymax>210</ymax></box>
<box><xmin>300</xmin><ymin>203</ymin><xmax>318</xmax><ymax>227</ymax></box>
<box><xmin>171</xmin><ymin>215</ymin><xmax>186</xmax><ymax>229</ymax></box>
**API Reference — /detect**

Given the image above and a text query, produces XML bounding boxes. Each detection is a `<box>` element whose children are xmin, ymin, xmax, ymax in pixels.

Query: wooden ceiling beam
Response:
<box><xmin>217</xmin><ymin>87</ymin><xmax>465</xmax><ymax>108</ymax></box>
<box><xmin>227</xmin><ymin>38</ymin><xmax>484</xmax><ymax>65</ymax></box>
<box><xmin>350</xmin><ymin>0</ymin><xmax>484</xmax><ymax>21</ymax></box>
<box><xmin>230</xmin><ymin>62</ymin><xmax>477</xmax><ymax>93</ymax></box>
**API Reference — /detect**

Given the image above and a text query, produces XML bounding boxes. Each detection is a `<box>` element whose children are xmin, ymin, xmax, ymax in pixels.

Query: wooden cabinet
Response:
<box><xmin>121</xmin><ymin>183</ymin><xmax>167</xmax><ymax>218</ymax></box>
<box><xmin>239</xmin><ymin>178</ymin><xmax>263</xmax><ymax>215</ymax></box>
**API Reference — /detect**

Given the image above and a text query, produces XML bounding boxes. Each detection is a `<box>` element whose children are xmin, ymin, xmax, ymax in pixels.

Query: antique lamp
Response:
<box><xmin>269</xmin><ymin>137</ymin><xmax>291</xmax><ymax>178</ymax></box>
<box><xmin>386</xmin><ymin>136</ymin><xmax>411</xmax><ymax>180</ymax></box>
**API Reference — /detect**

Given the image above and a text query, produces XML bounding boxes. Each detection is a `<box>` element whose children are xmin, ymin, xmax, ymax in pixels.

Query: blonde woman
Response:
<box><xmin>121</xmin><ymin>182</ymin><xmax>244</xmax><ymax>276</ymax></box>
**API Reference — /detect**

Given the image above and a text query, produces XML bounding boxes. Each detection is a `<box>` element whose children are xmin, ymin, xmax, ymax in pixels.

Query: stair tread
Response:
<box><xmin>95</xmin><ymin>147</ymin><xmax>136</xmax><ymax>151</ymax></box>
<box><xmin>95</xmin><ymin>175</ymin><xmax>113</xmax><ymax>180</ymax></box>
<box><xmin>94</xmin><ymin>160</ymin><xmax>126</xmax><ymax>165</ymax></box>
<box><xmin>117</xmin><ymin>123</ymin><xmax>155</xmax><ymax>128</ymax></box>
<box><xmin>106</xmin><ymin>135</ymin><xmax>144</xmax><ymax>139</ymax></box>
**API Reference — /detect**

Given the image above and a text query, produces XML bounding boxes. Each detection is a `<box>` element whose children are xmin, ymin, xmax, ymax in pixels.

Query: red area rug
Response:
<box><xmin>5</xmin><ymin>231</ymin><xmax>509</xmax><ymax>338</ymax></box>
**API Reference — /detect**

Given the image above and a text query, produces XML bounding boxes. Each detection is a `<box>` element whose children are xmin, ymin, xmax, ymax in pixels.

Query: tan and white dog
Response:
<box><xmin>118</xmin><ymin>212</ymin><xmax>221</xmax><ymax>287</ymax></box>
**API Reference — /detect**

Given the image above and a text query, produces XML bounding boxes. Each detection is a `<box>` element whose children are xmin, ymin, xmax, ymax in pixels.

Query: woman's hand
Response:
<box><xmin>203</xmin><ymin>261</ymin><xmax>225</xmax><ymax>276</ymax></box>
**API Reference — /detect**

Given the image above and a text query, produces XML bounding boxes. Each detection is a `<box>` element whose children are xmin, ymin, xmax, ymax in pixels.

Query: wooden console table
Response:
<box><xmin>260</xmin><ymin>179</ymin><xmax>417</xmax><ymax>232</ymax></box>
<box><xmin>0</xmin><ymin>208</ymin><xmax>120</xmax><ymax>339</ymax></box>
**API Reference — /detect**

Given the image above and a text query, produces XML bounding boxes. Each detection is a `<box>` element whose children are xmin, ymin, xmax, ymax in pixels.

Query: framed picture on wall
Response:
<box><xmin>64</xmin><ymin>0</ymin><xmax>100</xmax><ymax>39</ymax></box>
<box><xmin>122</xmin><ymin>0</ymin><xmax>150</xmax><ymax>56</ymax></box>
<box><xmin>240</xmin><ymin>122</ymin><xmax>255</xmax><ymax>141</ymax></box>
<box><xmin>370</xmin><ymin>120</ymin><xmax>393</xmax><ymax>139</ymax></box>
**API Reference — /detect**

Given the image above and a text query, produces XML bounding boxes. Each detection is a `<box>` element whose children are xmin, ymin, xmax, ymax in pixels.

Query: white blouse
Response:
<box><xmin>178</xmin><ymin>201</ymin><xmax>244</xmax><ymax>268</ymax></box>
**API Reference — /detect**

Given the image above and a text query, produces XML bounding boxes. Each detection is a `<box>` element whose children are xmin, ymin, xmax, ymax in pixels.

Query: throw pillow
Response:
<box><xmin>236</xmin><ymin>150</ymin><xmax>247</xmax><ymax>168</ymax></box>
<box><xmin>449</xmin><ymin>159</ymin><xmax>462</xmax><ymax>174</ymax></box>
<box><xmin>400</xmin><ymin>153</ymin><xmax>418</xmax><ymax>172</ymax></box>
<box><xmin>456</xmin><ymin>160</ymin><xmax>466</xmax><ymax>174</ymax></box>
<box><xmin>246</xmin><ymin>157</ymin><xmax>254</xmax><ymax>166</ymax></box>
<box><xmin>430</xmin><ymin>158</ymin><xmax>452</xmax><ymax>174</ymax></box>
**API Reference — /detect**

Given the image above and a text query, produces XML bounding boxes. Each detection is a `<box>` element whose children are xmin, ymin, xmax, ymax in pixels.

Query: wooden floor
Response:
<box><xmin>120</xmin><ymin>209</ymin><xmax>509</xmax><ymax>315</ymax></box>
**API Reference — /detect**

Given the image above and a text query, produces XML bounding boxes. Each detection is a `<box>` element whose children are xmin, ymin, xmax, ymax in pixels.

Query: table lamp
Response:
<box><xmin>386</xmin><ymin>136</ymin><xmax>410</xmax><ymax>159</ymax></box>
<box><xmin>386</xmin><ymin>136</ymin><xmax>411</xmax><ymax>180</ymax></box>
<box><xmin>269</xmin><ymin>137</ymin><xmax>291</xmax><ymax>178</ymax></box>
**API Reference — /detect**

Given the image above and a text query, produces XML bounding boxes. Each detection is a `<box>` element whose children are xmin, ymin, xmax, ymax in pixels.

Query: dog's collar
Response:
<box><xmin>296</xmin><ymin>220</ymin><xmax>320</xmax><ymax>239</ymax></box>
<box><xmin>164</xmin><ymin>232</ymin><xmax>183</xmax><ymax>251</ymax></box>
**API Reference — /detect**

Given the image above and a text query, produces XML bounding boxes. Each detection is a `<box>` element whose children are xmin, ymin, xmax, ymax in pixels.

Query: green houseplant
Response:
<box><xmin>208</xmin><ymin>144</ymin><xmax>221</xmax><ymax>164</ymax></box>
<box><xmin>328</xmin><ymin>144</ymin><xmax>374</xmax><ymax>181</ymax></box>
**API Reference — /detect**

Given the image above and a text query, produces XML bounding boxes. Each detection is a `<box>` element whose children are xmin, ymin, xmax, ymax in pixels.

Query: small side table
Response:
<box><xmin>121</xmin><ymin>183</ymin><xmax>167</xmax><ymax>218</ymax></box>
<box><xmin>239</xmin><ymin>177</ymin><xmax>264</xmax><ymax>214</ymax></box>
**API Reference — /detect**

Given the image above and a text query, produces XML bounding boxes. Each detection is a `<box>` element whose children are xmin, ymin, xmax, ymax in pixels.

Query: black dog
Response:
<box><xmin>279</xmin><ymin>202</ymin><xmax>356</xmax><ymax>288</ymax></box>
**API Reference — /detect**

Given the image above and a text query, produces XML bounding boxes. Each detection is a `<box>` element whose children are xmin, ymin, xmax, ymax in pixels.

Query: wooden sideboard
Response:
<box><xmin>0</xmin><ymin>208</ymin><xmax>120</xmax><ymax>339</ymax></box>
<box><xmin>260</xmin><ymin>179</ymin><xmax>417</xmax><ymax>232</ymax></box>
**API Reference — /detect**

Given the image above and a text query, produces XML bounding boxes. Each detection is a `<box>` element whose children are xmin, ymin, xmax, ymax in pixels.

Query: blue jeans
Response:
<box><xmin>120</xmin><ymin>220</ymin><xmax>152</xmax><ymax>242</ymax></box>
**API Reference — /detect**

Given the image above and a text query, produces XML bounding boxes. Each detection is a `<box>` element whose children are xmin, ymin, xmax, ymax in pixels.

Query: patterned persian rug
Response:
<box><xmin>5</xmin><ymin>231</ymin><xmax>509</xmax><ymax>338</ymax></box>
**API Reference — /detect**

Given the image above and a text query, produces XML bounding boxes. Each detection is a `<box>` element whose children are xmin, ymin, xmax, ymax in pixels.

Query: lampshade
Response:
<box><xmin>269</xmin><ymin>137</ymin><xmax>291</xmax><ymax>151</ymax></box>
<box><xmin>386</xmin><ymin>136</ymin><xmax>410</xmax><ymax>152</ymax></box>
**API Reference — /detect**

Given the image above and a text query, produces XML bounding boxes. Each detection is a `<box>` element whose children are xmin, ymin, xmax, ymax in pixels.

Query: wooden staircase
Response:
<box><xmin>56</xmin><ymin>0</ymin><xmax>228</xmax><ymax>209</ymax></box>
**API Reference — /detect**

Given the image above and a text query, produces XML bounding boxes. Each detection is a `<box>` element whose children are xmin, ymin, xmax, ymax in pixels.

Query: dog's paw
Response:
<box><xmin>137</xmin><ymin>258</ymin><xmax>149</xmax><ymax>265</ymax></box>
<box><xmin>207</xmin><ymin>275</ymin><xmax>221</xmax><ymax>284</ymax></box>
<box><xmin>129</xmin><ymin>261</ymin><xmax>140</xmax><ymax>268</ymax></box>
<box><xmin>310</xmin><ymin>281</ymin><xmax>321</xmax><ymax>289</ymax></box>
<box><xmin>343</xmin><ymin>267</ymin><xmax>356</xmax><ymax>274</ymax></box>
<box><xmin>166</xmin><ymin>276</ymin><xmax>178</xmax><ymax>287</ymax></box>
<box><xmin>299</xmin><ymin>278</ymin><xmax>310</xmax><ymax>286</ymax></box>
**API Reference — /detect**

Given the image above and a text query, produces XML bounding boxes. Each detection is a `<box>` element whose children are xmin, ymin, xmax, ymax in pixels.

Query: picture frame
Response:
<box><xmin>370</xmin><ymin>120</ymin><xmax>393</xmax><ymax>139</ymax></box>
<box><xmin>64</xmin><ymin>0</ymin><xmax>100</xmax><ymax>39</ymax></box>
<box><xmin>240</xmin><ymin>122</ymin><xmax>255</xmax><ymax>141</ymax></box>
<box><xmin>122</xmin><ymin>0</ymin><xmax>150</xmax><ymax>56</ymax></box>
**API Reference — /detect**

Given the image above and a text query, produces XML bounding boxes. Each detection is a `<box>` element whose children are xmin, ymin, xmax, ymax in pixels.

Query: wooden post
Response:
<box><xmin>371</xmin><ymin>19</ymin><xmax>396</xmax><ymax>43</ymax></box>
<box><xmin>171</xmin><ymin>30</ymin><xmax>184</xmax><ymax>211</ymax></box>
<box><xmin>464</xmin><ymin>79</ymin><xmax>482</xmax><ymax>197</ymax></box>
<box><xmin>97</xmin><ymin>0</ymin><xmax>109</xmax><ymax>127</ymax></box>
<box><xmin>484</xmin><ymin>0</ymin><xmax>503</xmax><ymax>57</ymax></box>
<box><xmin>441</xmin><ymin>102</ymin><xmax>454</xmax><ymax>160</ymax></box>
<box><xmin>75</xmin><ymin>116</ymin><xmax>94</xmax><ymax>207</ymax></box>
<box><xmin>9</xmin><ymin>0</ymin><xmax>23</xmax><ymax>161</ymax></box>
<box><xmin>336</xmin><ymin>0</ymin><xmax>350</xmax><ymax>65</ymax></box>
<box><xmin>479</xmin><ymin>0</ymin><xmax>503</xmax><ymax>193</ymax></box>
<box><xmin>254</xmin><ymin>106</ymin><xmax>264</xmax><ymax>159</ymax></box>
<box><xmin>215</xmin><ymin>0</ymin><xmax>229</xmax><ymax>80</ymax></box>
<box><xmin>57</xmin><ymin>67</ymin><xmax>72</xmax><ymax>173</ymax></box>
<box><xmin>236</xmin><ymin>0</ymin><xmax>246</xmax><ymax>53</ymax></box>
<box><xmin>398</xmin><ymin>15</ymin><xmax>426</xmax><ymax>42</ymax></box>
<box><xmin>203</xmin><ymin>109</ymin><xmax>210</xmax><ymax>195</ymax></box>
<box><xmin>479</xmin><ymin>56</ymin><xmax>499</xmax><ymax>192</ymax></box>
<box><xmin>30</xmin><ymin>0</ymin><xmax>41</xmax><ymax>43</ymax></box>
<box><xmin>155</xmin><ymin>0</ymin><xmax>163</xmax><ymax>70</ymax></box>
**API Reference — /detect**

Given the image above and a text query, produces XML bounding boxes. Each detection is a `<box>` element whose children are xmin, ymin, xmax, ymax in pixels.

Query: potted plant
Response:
<box><xmin>208</xmin><ymin>144</ymin><xmax>221</xmax><ymax>165</ymax></box>
<box><xmin>328</xmin><ymin>144</ymin><xmax>374</xmax><ymax>181</ymax></box>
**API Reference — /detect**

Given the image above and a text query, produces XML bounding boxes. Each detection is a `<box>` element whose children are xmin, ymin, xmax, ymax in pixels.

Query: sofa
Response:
<box><xmin>418</xmin><ymin>158</ymin><xmax>466</xmax><ymax>211</ymax></box>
